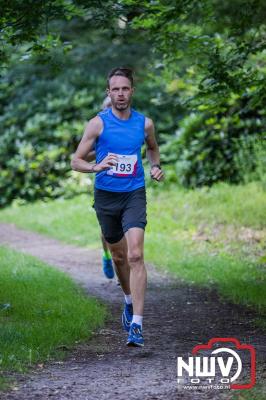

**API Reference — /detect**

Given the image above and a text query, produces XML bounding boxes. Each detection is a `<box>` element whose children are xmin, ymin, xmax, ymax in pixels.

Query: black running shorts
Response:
<box><xmin>93</xmin><ymin>186</ymin><xmax>147</xmax><ymax>244</ymax></box>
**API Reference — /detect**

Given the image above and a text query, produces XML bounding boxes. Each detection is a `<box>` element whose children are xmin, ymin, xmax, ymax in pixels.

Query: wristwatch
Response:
<box><xmin>151</xmin><ymin>164</ymin><xmax>161</xmax><ymax>170</ymax></box>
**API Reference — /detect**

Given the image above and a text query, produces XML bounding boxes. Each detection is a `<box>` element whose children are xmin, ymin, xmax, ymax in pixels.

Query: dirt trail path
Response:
<box><xmin>0</xmin><ymin>223</ymin><xmax>265</xmax><ymax>400</ymax></box>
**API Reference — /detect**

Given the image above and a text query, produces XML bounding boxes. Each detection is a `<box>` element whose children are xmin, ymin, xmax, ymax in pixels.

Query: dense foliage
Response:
<box><xmin>0</xmin><ymin>1</ymin><xmax>265</xmax><ymax>206</ymax></box>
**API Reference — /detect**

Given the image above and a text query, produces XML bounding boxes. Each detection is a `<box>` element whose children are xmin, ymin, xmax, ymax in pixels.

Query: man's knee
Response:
<box><xmin>128</xmin><ymin>250</ymin><xmax>144</xmax><ymax>266</ymax></box>
<box><xmin>111</xmin><ymin>250</ymin><xmax>126</xmax><ymax>267</ymax></box>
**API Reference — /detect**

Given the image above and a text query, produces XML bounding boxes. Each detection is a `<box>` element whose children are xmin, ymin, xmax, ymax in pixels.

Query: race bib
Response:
<box><xmin>107</xmin><ymin>153</ymin><xmax>137</xmax><ymax>177</ymax></box>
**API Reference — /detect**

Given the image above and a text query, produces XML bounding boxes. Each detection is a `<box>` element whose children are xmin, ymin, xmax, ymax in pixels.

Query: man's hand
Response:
<box><xmin>150</xmin><ymin>165</ymin><xmax>164</xmax><ymax>182</ymax></box>
<box><xmin>94</xmin><ymin>153</ymin><xmax>118</xmax><ymax>172</ymax></box>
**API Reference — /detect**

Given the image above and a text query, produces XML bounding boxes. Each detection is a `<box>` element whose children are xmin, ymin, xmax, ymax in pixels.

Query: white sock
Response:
<box><xmin>132</xmin><ymin>315</ymin><xmax>143</xmax><ymax>328</ymax></box>
<box><xmin>124</xmin><ymin>294</ymin><xmax>132</xmax><ymax>305</ymax></box>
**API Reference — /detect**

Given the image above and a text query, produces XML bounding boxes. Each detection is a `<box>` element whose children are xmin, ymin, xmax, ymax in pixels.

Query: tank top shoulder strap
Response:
<box><xmin>97</xmin><ymin>108</ymin><xmax>110</xmax><ymax>121</ymax></box>
<box><xmin>131</xmin><ymin>109</ymin><xmax>145</xmax><ymax>121</ymax></box>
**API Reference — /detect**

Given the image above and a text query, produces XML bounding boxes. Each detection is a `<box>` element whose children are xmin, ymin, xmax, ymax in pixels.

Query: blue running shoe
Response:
<box><xmin>122</xmin><ymin>302</ymin><xmax>133</xmax><ymax>332</ymax></box>
<box><xmin>126</xmin><ymin>323</ymin><xmax>144</xmax><ymax>347</ymax></box>
<box><xmin>102</xmin><ymin>256</ymin><xmax>114</xmax><ymax>279</ymax></box>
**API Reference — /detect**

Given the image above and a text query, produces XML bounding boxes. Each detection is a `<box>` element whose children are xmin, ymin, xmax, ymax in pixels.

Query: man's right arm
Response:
<box><xmin>86</xmin><ymin>150</ymin><xmax>96</xmax><ymax>162</ymax></box>
<box><xmin>71</xmin><ymin>116</ymin><xmax>118</xmax><ymax>173</ymax></box>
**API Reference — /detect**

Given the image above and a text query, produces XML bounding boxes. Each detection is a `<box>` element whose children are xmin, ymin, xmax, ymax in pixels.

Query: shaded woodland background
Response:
<box><xmin>1</xmin><ymin>0</ymin><xmax>265</xmax><ymax>206</ymax></box>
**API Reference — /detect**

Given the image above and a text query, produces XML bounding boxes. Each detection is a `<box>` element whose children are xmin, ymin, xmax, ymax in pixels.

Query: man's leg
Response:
<box><xmin>101</xmin><ymin>233</ymin><xmax>114</xmax><ymax>279</ymax></box>
<box><xmin>101</xmin><ymin>233</ymin><xmax>110</xmax><ymax>253</ymax></box>
<box><xmin>125</xmin><ymin>227</ymin><xmax>147</xmax><ymax>317</ymax></box>
<box><xmin>107</xmin><ymin>236</ymin><xmax>130</xmax><ymax>295</ymax></box>
<box><xmin>124</xmin><ymin>227</ymin><xmax>146</xmax><ymax>347</ymax></box>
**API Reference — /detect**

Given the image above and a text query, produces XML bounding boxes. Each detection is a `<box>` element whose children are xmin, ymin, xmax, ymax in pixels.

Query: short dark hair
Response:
<box><xmin>107</xmin><ymin>67</ymin><xmax>134</xmax><ymax>87</ymax></box>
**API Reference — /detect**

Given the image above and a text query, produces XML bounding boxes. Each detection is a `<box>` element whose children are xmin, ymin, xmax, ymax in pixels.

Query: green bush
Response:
<box><xmin>0</xmin><ymin>71</ymin><xmax>101</xmax><ymax>207</ymax></box>
<box><xmin>160</xmin><ymin>98</ymin><xmax>265</xmax><ymax>187</ymax></box>
<box><xmin>234</xmin><ymin>135</ymin><xmax>266</xmax><ymax>188</ymax></box>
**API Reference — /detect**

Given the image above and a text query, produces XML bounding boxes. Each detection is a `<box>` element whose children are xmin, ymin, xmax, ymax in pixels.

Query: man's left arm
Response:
<box><xmin>145</xmin><ymin>117</ymin><xmax>164</xmax><ymax>182</ymax></box>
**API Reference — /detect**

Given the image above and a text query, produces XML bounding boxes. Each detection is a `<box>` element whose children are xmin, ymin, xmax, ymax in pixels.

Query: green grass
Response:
<box><xmin>145</xmin><ymin>236</ymin><xmax>266</xmax><ymax>309</ymax></box>
<box><xmin>0</xmin><ymin>181</ymin><xmax>265</xmax><ymax>311</ymax></box>
<box><xmin>148</xmin><ymin>181</ymin><xmax>266</xmax><ymax>230</ymax></box>
<box><xmin>0</xmin><ymin>376</ymin><xmax>10</xmax><ymax>391</ymax></box>
<box><xmin>145</xmin><ymin>182</ymin><xmax>266</xmax><ymax>311</ymax></box>
<box><xmin>0</xmin><ymin>245</ymin><xmax>106</xmax><ymax>388</ymax></box>
<box><xmin>0</xmin><ymin>195</ymin><xmax>100</xmax><ymax>247</ymax></box>
<box><xmin>229</xmin><ymin>383</ymin><xmax>266</xmax><ymax>400</ymax></box>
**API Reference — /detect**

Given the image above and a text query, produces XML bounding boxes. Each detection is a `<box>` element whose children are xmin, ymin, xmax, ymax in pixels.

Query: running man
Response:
<box><xmin>87</xmin><ymin>96</ymin><xmax>115</xmax><ymax>280</ymax></box>
<box><xmin>87</xmin><ymin>144</ymin><xmax>115</xmax><ymax>278</ymax></box>
<box><xmin>71</xmin><ymin>67</ymin><xmax>164</xmax><ymax>346</ymax></box>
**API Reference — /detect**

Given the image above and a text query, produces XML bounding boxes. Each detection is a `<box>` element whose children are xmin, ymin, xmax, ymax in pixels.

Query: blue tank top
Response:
<box><xmin>95</xmin><ymin>108</ymin><xmax>146</xmax><ymax>192</ymax></box>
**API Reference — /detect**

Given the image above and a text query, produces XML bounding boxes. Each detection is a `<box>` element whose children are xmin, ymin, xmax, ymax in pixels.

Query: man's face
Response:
<box><xmin>107</xmin><ymin>76</ymin><xmax>134</xmax><ymax>111</ymax></box>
